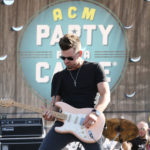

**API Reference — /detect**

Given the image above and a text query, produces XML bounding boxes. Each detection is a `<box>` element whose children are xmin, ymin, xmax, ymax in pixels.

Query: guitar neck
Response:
<box><xmin>13</xmin><ymin>102</ymin><xmax>67</xmax><ymax>120</ymax></box>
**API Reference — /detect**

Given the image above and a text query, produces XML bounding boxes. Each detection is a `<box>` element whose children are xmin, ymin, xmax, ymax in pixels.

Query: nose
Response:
<box><xmin>64</xmin><ymin>59</ymin><xmax>70</xmax><ymax>64</ymax></box>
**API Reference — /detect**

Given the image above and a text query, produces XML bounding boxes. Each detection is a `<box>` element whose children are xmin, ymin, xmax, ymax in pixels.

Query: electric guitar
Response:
<box><xmin>0</xmin><ymin>99</ymin><xmax>105</xmax><ymax>143</ymax></box>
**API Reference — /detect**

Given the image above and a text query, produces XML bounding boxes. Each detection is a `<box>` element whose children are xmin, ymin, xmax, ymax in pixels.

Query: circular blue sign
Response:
<box><xmin>17</xmin><ymin>0</ymin><xmax>129</xmax><ymax>101</ymax></box>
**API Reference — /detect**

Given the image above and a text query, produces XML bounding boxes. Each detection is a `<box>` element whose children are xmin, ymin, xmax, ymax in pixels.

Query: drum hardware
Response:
<box><xmin>103</xmin><ymin>118</ymin><xmax>139</xmax><ymax>150</ymax></box>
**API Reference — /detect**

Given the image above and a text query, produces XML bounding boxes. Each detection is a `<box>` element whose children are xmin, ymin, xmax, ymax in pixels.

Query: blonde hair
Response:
<box><xmin>137</xmin><ymin>121</ymin><xmax>149</xmax><ymax>130</ymax></box>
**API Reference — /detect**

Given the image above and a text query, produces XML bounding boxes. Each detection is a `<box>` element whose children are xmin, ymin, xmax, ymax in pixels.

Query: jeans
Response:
<box><xmin>39</xmin><ymin>121</ymin><xmax>103</xmax><ymax>150</ymax></box>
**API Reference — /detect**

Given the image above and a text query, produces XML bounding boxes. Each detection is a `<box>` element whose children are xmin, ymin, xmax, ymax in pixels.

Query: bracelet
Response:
<box><xmin>91</xmin><ymin>109</ymin><xmax>101</xmax><ymax>117</ymax></box>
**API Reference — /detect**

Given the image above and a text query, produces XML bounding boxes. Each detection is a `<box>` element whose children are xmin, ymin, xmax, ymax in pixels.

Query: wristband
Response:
<box><xmin>91</xmin><ymin>109</ymin><xmax>101</xmax><ymax>117</ymax></box>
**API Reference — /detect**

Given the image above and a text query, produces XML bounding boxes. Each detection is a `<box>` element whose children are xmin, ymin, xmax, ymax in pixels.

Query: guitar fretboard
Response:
<box><xmin>13</xmin><ymin>101</ymin><xmax>67</xmax><ymax>120</ymax></box>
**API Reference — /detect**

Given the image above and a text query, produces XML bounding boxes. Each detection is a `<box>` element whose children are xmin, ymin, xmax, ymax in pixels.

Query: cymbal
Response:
<box><xmin>103</xmin><ymin>118</ymin><xmax>139</xmax><ymax>142</ymax></box>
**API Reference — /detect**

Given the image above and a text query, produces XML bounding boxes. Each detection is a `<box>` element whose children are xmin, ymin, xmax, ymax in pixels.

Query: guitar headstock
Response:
<box><xmin>0</xmin><ymin>98</ymin><xmax>15</xmax><ymax>107</ymax></box>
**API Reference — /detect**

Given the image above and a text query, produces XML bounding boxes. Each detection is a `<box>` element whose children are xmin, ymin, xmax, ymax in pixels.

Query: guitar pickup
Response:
<box><xmin>80</xmin><ymin>118</ymin><xmax>85</xmax><ymax>125</ymax></box>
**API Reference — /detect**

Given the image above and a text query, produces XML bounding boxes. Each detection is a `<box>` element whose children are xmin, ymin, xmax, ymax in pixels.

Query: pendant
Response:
<box><xmin>74</xmin><ymin>81</ymin><xmax>77</xmax><ymax>87</ymax></box>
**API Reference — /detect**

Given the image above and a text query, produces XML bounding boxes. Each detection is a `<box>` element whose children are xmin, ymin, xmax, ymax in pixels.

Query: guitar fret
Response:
<box><xmin>51</xmin><ymin>111</ymin><xmax>67</xmax><ymax>120</ymax></box>
<box><xmin>14</xmin><ymin>102</ymin><xmax>42</xmax><ymax>113</ymax></box>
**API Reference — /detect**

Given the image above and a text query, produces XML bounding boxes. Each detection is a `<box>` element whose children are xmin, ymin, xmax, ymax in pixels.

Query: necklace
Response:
<box><xmin>68</xmin><ymin>66</ymin><xmax>82</xmax><ymax>87</ymax></box>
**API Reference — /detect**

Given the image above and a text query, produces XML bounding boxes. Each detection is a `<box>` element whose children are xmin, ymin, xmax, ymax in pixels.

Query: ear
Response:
<box><xmin>79</xmin><ymin>50</ymin><xmax>82</xmax><ymax>57</ymax></box>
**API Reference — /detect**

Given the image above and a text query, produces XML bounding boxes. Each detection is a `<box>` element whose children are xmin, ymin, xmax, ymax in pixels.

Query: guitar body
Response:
<box><xmin>55</xmin><ymin>102</ymin><xmax>105</xmax><ymax>143</ymax></box>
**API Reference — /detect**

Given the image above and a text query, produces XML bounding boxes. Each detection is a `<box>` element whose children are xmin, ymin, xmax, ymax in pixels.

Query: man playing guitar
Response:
<box><xmin>39</xmin><ymin>34</ymin><xmax>110</xmax><ymax>150</ymax></box>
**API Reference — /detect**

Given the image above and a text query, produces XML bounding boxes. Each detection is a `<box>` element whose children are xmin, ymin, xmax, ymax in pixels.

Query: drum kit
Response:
<box><xmin>102</xmin><ymin>118</ymin><xmax>139</xmax><ymax>150</ymax></box>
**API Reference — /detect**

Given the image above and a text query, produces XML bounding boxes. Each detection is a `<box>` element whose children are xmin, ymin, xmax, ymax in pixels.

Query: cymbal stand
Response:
<box><xmin>108</xmin><ymin>127</ymin><xmax>123</xmax><ymax>150</ymax></box>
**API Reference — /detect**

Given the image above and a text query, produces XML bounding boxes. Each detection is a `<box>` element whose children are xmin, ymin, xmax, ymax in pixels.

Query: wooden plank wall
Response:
<box><xmin>0</xmin><ymin>0</ymin><xmax>150</xmax><ymax>128</ymax></box>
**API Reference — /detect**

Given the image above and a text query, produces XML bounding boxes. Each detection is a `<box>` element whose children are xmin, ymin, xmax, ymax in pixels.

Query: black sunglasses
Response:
<box><xmin>60</xmin><ymin>56</ymin><xmax>74</xmax><ymax>61</ymax></box>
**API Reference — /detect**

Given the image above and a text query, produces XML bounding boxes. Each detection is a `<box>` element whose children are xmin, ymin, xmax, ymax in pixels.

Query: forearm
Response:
<box><xmin>83</xmin><ymin>83</ymin><xmax>110</xmax><ymax>128</ymax></box>
<box><xmin>95</xmin><ymin>93</ymin><xmax>110</xmax><ymax>112</ymax></box>
<box><xmin>51</xmin><ymin>95</ymin><xmax>61</xmax><ymax>105</ymax></box>
<box><xmin>95</xmin><ymin>82</ymin><xmax>110</xmax><ymax>112</ymax></box>
<box><xmin>50</xmin><ymin>95</ymin><xmax>61</xmax><ymax>111</ymax></box>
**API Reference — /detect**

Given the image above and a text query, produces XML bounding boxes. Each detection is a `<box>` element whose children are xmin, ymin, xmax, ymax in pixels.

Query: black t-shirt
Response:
<box><xmin>129</xmin><ymin>136</ymin><xmax>147</xmax><ymax>150</ymax></box>
<box><xmin>51</xmin><ymin>61</ymin><xmax>106</xmax><ymax>108</ymax></box>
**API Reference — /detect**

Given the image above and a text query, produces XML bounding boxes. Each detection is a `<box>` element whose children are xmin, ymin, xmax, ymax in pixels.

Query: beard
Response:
<box><xmin>66</xmin><ymin>58</ymin><xmax>83</xmax><ymax>70</ymax></box>
<box><xmin>66</xmin><ymin>62</ymin><xmax>80</xmax><ymax>70</ymax></box>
